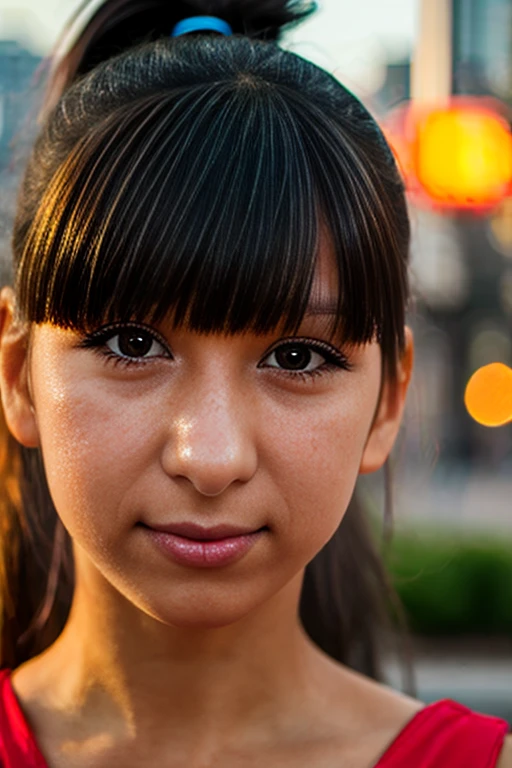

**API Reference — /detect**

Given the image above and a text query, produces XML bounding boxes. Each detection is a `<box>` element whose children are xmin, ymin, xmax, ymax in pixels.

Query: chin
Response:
<box><xmin>125</xmin><ymin>579</ymin><xmax>274</xmax><ymax>632</ymax></box>
<box><xmin>98</xmin><ymin>552</ymin><xmax>301</xmax><ymax>633</ymax></box>
<box><xmin>145</xmin><ymin>599</ymin><xmax>262</xmax><ymax>632</ymax></box>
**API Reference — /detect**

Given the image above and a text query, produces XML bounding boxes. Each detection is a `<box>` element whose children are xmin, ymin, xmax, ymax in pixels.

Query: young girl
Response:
<box><xmin>0</xmin><ymin>1</ymin><xmax>509</xmax><ymax>766</ymax></box>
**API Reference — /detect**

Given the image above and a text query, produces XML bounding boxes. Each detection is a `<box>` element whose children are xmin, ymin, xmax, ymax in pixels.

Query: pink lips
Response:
<box><xmin>142</xmin><ymin>522</ymin><xmax>265</xmax><ymax>568</ymax></box>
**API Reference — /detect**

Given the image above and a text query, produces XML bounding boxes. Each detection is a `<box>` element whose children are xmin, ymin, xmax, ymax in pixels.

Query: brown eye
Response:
<box><xmin>263</xmin><ymin>343</ymin><xmax>326</xmax><ymax>372</ymax></box>
<box><xmin>106</xmin><ymin>329</ymin><xmax>165</xmax><ymax>359</ymax></box>
<box><xmin>274</xmin><ymin>345</ymin><xmax>313</xmax><ymax>370</ymax></box>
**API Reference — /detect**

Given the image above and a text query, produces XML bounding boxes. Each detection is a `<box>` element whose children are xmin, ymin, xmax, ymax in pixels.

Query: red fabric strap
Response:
<box><xmin>375</xmin><ymin>698</ymin><xmax>509</xmax><ymax>768</ymax></box>
<box><xmin>0</xmin><ymin>669</ymin><xmax>48</xmax><ymax>767</ymax></box>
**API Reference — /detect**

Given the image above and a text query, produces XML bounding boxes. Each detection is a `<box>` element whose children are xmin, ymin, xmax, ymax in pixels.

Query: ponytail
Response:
<box><xmin>0</xmin><ymin>412</ymin><xmax>23</xmax><ymax>668</ymax></box>
<box><xmin>0</xmin><ymin>418</ymin><xmax>73</xmax><ymax>668</ymax></box>
<box><xmin>44</xmin><ymin>0</ymin><xmax>316</xmax><ymax>113</ymax></box>
<box><xmin>301</xmin><ymin>488</ymin><xmax>413</xmax><ymax>689</ymax></box>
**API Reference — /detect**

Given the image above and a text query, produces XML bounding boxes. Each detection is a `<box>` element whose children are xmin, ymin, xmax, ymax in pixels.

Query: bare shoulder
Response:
<box><xmin>312</xmin><ymin>654</ymin><xmax>424</xmax><ymax>754</ymax></box>
<box><xmin>338</xmin><ymin>662</ymin><xmax>424</xmax><ymax>724</ymax></box>
<box><xmin>497</xmin><ymin>735</ymin><xmax>512</xmax><ymax>768</ymax></box>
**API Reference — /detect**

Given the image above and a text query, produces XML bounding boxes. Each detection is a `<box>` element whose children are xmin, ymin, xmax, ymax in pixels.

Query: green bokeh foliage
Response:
<box><xmin>384</xmin><ymin>532</ymin><xmax>512</xmax><ymax>635</ymax></box>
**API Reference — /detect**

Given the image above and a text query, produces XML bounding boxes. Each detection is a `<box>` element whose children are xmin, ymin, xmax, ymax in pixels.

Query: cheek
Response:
<box><xmin>31</xmin><ymin>367</ymin><xmax>159</xmax><ymax>542</ymax></box>
<box><xmin>262</xmin><ymin>380</ymin><xmax>379</xmax><ymax>552</ymax></box>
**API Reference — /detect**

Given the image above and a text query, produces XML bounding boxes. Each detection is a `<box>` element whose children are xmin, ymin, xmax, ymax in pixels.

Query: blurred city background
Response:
<box><xmin>0</xmin><ymin>0</ymin><xmax>511</xmax><ymax>719</ymax></box>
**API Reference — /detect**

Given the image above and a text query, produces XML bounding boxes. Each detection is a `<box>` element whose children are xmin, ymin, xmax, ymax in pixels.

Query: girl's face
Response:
<box><xmin>0</xmin><ymin>245</ymin><xmax>412</xmax><ymax>629</ymax></box>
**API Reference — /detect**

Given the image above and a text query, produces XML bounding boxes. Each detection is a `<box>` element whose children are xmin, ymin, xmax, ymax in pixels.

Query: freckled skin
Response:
<box><xmin>29</xmin><ymin>320</ymin><xmax>382</xmax><ymax>630</ymax></box>
<box><xmin>21</xmin><ymin>236</ymin><xmax>388</xmax><ymax>633</ymax></box>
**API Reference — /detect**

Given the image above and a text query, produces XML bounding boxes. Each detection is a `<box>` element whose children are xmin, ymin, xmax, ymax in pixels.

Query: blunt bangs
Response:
<box><xmin>17</xmin><ymin>72</ymin><xmax>407</xmax><ymax>357</ymax></box>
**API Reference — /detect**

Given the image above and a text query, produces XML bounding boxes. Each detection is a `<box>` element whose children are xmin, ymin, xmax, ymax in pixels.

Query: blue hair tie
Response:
<box><xmin>171</xmin><ymin>16</ymin><xmax>233</xmax><ymax>37</ymax></box>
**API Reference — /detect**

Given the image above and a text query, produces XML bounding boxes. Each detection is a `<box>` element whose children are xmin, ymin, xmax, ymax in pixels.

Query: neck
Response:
<box><xmin>35</xmin><ymin>557</ymin><xmax>326</xmax><ymax>750</ymax></box>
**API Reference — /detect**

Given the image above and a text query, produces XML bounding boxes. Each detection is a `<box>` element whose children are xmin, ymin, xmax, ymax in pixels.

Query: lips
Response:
<box><xmin>140</xmin><ymin>521</ymin><xmax>267</xmax><ymax>568</ymax></box>
<box><xmin>144</xmin><ymin>521</ymin><xmax>264</xmax><ymax>541</ymax></box>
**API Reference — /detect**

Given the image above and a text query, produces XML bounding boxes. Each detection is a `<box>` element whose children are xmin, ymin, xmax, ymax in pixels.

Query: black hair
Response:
<box><xmin>44</xmin><ymin>0</ymin><xmax>316</xmax><ymax>112</ymax></box>
<box><xmin>0</xmin><ymin>0</ymin><xmax>411</xmax><ymax>683</ymax></box>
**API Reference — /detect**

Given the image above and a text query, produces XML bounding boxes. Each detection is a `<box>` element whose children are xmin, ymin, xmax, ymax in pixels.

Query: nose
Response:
<box><xmin>160</xmin><ymin>386</ymin><xmax>258</xmax><ymax>497</ymax></box>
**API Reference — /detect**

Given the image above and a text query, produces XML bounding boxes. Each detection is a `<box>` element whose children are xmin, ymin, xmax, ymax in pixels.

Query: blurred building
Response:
<box><xmin>373</xmin><ymin>60</ymin><xmax>410</xmax><ymax>111</ymax></box>
<box><xmin>452</xmin><ymin>0</ymin><xmax>512</xmax><ymax>98</ymax></box>
<box><xmin>375</xmin><ymin>0</ymin><xmax>512</xmax><ymax>468</ymax></box>
<box><xmin>444</xmin><ymin>0</ymin><xmax>512</xmax><ymax>464</ymax></box>
<box><xmin>0</xmin><ymin>41</ymin><xmax>42</xmax><ymax>285</ymax></box>
<box><xmin>0</xmin><ymin>41</ymin><xmax>42</xmax><ymax>167</ymax></box>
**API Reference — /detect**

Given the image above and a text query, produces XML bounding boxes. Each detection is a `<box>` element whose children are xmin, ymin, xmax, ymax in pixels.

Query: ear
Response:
<box><xmin>359</xmin><ymin>327</ymin><xmax>414</xmax><ymax>474</ymax></box>
<box><xmin>0</xmin><ymin>287</ymin><xmax>39</xmax><ymax>448</ymax></box>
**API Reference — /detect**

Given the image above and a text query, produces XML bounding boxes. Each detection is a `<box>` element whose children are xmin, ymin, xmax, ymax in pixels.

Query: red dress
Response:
<box><xmin>0</xmin><ymin>669</ymin><xmax>508</xmax><ymax>767</ymax></box>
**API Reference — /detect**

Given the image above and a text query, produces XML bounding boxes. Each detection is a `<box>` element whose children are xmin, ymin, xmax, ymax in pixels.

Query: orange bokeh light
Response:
<box><xmin>416</xmin><ymin>106</ymin><xmax>512</xmax><ymax>209</ymax></box>
<box><xmin>464</xmin><ymin>362</ymin><xmax>512</xmax><ymax>427</ymax></box>
<box><xmin>383</xmin><ymin>99</ymin><xmax>512</xmax><ymax>211</ymax></box>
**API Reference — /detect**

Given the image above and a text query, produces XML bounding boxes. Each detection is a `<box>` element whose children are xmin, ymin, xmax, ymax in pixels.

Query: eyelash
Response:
<box><xmin>78</xmin><ymin>324</ymin><xmax>353</xmax><ymax>380</ymax></box>
<box><xmin>260</xmin><ymin>338</ymin><xmax>352</xmax><ymax>380</ymax></box>
<box><xmin>78</xmin><ymin>323</ymin><xmax>170</xmax><ymax>369</ymax></box>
